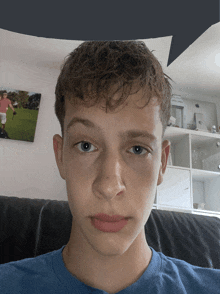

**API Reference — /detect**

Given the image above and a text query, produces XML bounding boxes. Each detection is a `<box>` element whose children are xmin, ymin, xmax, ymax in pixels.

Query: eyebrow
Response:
<box><xmin>67</xmin><ymin>117</ymin><xmax>99</xmax><ymax>132</ymax></box>
<box><xmin>120</xmin><ymin>130</ymin><xmax>157</xmax><ymax>141</ymax></box>
<box><xmin>66</xmin><ymin>117</ymin><xmax>157</xmax><ymax>141</ymax></box>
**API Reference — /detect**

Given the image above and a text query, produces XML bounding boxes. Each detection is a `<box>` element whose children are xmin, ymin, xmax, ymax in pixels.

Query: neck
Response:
<box><xmin>62</xmin><ymin>228</ymin><xmax>152</xmax><ymax>293</ymax></box>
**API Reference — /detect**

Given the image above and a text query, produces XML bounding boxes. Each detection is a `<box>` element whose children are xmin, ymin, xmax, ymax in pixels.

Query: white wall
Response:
<box><xmin>0</xmin><ymin>36</ymin><xmax>68</xmax><ymax>200</ymax></box>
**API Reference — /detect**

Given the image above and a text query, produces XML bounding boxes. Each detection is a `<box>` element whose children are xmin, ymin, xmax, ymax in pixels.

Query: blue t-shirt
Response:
<box><xmin>0</xmin><ymin>246</ymin><xmax>220</xmax><ymax>293</ymax></box>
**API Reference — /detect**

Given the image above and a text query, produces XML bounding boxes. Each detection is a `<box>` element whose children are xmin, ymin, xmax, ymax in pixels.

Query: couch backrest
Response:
<box><xmin>0</xmin><ymin>195</ymin><xmax>220</xmax><ymax>268</ymax></box>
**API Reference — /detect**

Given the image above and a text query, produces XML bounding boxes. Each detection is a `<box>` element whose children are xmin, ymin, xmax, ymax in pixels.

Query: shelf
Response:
<box><xmin>191</xmin><ymin>134</ymin><xmax>220</xmax><ymax>146</ymax></box>
<box><xmin>167</xmin><ymin>165</ymin><xmax>190</xmax><ymax>170</ymax></box>
<box><xmin>192</xmin><ymin>171</ymin><xmax>220</xmax><ymax>213</ymax></box>
<box><xmin>157</xmin><ymin>168</ymin><xmax>191</xmax><ymax>209</ymax></box>
<box><xmin>192</xmin><ymin>169</ymin><xmax>220</xmax><ymax>180</ymax></box>
<box><xmin>167</xmin><ymin>167</ymin><xmax>220</xmax><ymax>177</ymax></box>
<box><xmin>157</xmin><ymin>124</ymin><xmax>220</xmax><ymax>217</ymax></box>
<box><xmin>191</xmin><ymin>135</ymin><xmax>220</xmax><ymax>172</ymax></box>
<box><xmin>165</xmin><ymin>126</ymin><xmax>220</xmax><ymax>139</ymax></box>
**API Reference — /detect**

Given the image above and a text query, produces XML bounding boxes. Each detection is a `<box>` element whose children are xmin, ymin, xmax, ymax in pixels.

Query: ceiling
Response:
<box><xmin>166</xmin><ymin>22</ymin><xmax>220</xmax><ymax>100</ymax></box>
<box><xmin>0</xmin><ymin>22</ymin><xmax>219</xmax><ymax>101</ymax></box>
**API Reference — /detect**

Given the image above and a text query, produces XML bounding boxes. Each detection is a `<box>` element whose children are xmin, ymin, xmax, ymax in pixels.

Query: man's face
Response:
<box><xmin>3</xmin><ymin>94</ymin><xmax>7</xmax><ymax>99</ymax></box>
<box><xmin>53</xmin><ymin>90</ymin><xmax>170</xmax><ymax>257</ymax></box>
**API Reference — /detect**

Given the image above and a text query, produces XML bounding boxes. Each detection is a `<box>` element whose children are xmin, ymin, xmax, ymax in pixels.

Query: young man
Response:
<box><xmin>0</xmin><ymin>91</ymin><xmax>16</xmax><ymax>134</ymax></box>
<box><xmin>0</xmin><ymin>41</ymin><xmax>219</xmax><ymax>293</ymax></box>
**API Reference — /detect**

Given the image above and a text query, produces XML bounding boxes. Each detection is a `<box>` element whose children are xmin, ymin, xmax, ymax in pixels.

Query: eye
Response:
<box><xmin>128</xmin><ymin>145</ymin><xmax>148</xmax><ymax>155</ymax></box>
<box><xmin>76</xmin><ymin>141</ymin><xmax>96</xmax><ymax>153</ymax></box>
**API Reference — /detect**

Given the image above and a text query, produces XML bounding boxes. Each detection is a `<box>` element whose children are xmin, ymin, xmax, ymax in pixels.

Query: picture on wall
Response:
<box><xmin>0</xmin><ymin>87</ymin><xmax>41</xmax><ymax>142</ymax></box>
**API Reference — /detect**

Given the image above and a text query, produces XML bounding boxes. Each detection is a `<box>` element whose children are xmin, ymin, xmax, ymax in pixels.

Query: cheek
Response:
<box><xmin>126</xmin><ymin>157</ymin><xmax>160</xmax><ymax>207</ymax></box>
<box><xmin>128</xmin><ymin>177</ymin><xmax>157</xmax><ymax>223</ymax></box>
<box><xmin>130</xmin><ymin>174</ymin><xmax>157</xmax><ymax>205</ymax></box>
<box><xmin>126</xmin><ymin>154</ymin><xmax>160</xmax><ymax>184</ymax></box>
<box><xmin>63</xmin><ymin>155</ymin><xmax>93</xmax><ymax>211</ymax></box>
<box><xmin>65</xmin><ymin>180</ymin><xmax>91</xmax><ymax>221</ymax></box>
<box><xmin>64</xmin><ymin>148</ymin><xmax>93</xmax><ymax>178</ymax></box>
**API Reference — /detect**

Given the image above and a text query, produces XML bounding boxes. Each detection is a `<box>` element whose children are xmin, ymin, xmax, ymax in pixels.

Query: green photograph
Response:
<box><xmin>0</xmin><ymin>87</ymin><xmax>41</xmax><ymax>142</ymax></box>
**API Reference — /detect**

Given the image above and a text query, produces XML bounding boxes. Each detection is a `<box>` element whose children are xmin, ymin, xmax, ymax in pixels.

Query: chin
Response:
<box><xmin>85</xmin><ymin>226</ymin><xmax>139</xmax><ymax>258</ymax></box>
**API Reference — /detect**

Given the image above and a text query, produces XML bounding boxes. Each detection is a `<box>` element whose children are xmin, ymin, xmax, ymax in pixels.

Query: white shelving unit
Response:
<box><xmin>155</xmin><ymin>126</ymin><xmax>220</xmax><ymax>218</ymax></box>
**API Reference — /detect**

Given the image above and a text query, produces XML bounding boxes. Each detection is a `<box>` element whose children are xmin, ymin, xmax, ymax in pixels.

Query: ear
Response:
<box><xmin>157</xmin><ymin>140</ymin><xmax>171</xmax><ymax>186</ymax></box>
<box><xmin>53</xmin><ymin>134</ymin><xmax>66</xmax><ymax>180</ymax></box>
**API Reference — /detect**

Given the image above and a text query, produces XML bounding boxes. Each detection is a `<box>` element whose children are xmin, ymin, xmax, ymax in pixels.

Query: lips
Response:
<box><xmin>90</xmin><ymin>213</ymin><xmax>129</xmax><ymax>232</ymax></box>
<box><xmin>92</xmin><ymin>213</ymin><xmax>127</xmax><ymax>222</ymax></box>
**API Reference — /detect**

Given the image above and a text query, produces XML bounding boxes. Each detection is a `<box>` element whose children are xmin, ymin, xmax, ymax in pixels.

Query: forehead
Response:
<box><xmin>64</xmin><ymin>91</ymin><xmax>163</xmax><ymax>141</ymax></box>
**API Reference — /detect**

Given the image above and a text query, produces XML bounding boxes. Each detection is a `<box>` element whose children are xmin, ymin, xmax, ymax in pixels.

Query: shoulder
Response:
<box><xmin>0</xmin><ymin>250</ymin><xmax>59</xmax><ymax>294</ymax></box>
<box><xmin>4</xmin><ymin>98</ymin><xmax>11</xmax><ymax>104</ymax></box>
<box><xmin>0</xmin><ymin>252</ymin><xmax>51</xmax><ymax>278</ymax></box>
<box><xmin>158</xmin><ymin>251</ymin><xmax>220</xmax><ymax>293</ymax></box>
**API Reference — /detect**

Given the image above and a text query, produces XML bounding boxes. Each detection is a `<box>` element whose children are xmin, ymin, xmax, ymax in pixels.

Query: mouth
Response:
<box><xmin>91</xmin><ymin>213</ymin><xmax>128</xmax><ymax>222</ymax></box>
<box><xmin>90</xmin><ymin>213</ymin><xmax>130</xmax><ymax>232</ymax></box>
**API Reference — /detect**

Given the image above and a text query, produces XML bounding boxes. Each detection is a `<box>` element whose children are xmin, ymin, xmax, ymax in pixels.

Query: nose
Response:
<box><xmin>92</xmin><ymin>151</ymin><xmax>126</xmax><ymax>200</ymax></box>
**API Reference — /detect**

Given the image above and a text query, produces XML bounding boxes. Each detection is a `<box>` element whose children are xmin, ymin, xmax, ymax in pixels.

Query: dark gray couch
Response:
<box><xmin>0</xmin><ymin>195</ymin><xmax>220</xmax><ymax>268</ymax></box>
